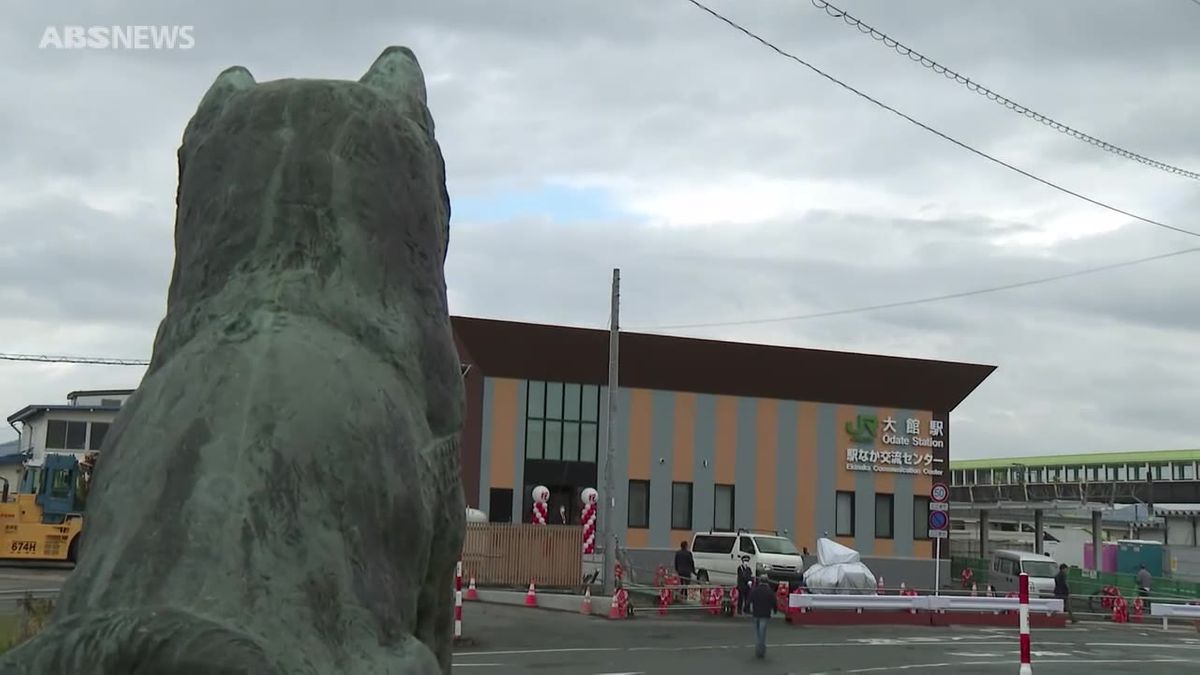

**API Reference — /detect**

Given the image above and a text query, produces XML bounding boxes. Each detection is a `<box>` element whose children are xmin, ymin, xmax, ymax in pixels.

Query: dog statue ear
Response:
<box><xmin>195</xmin><ymin>66</ymin><xmax>256</xmax><ymax>121</ymax></box>
<box><xmin>359</xmin><ymin>46</ymin><xmax>434</xmax><ymax>134</ymax></box>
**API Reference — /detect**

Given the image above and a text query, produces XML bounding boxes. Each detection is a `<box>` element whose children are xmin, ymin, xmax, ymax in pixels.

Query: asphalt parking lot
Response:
<box><xmin>454</xmin><ymin>602</ymin><xmax>1200</xmax><ymax>674</ymax></box>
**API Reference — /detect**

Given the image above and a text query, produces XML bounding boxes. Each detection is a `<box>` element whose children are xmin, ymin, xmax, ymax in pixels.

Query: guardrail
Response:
<box><xmin>789</xmin><ymin>593</ymin><xmax>1064</xmax><ymax>614</ymax></box>
<box><xmin>1148</xmin><ymin>601</ymin><xmax>1200</xmax><ymax>630</ymax></box>
<box><xmin>0</xmin><ymin>588</ymin><xmax>61</xmax><ymax>600</ymax></box>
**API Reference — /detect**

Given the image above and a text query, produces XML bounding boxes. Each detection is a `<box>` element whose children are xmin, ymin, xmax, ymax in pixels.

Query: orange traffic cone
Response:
<box><xmin>580</xmin><ymin>587</ymin><xmax>592</xmax><ymax>615</ymax></box>
<box><xmin>608</xmin><ymin>592</ymin><xmax>621</xmax><ymax>619</ymax></box>
<box><xmin>466</xmin><ymin>577</ymin><xmax>479</xmax><ymax>601</ymax></box>
<box><xmin>525</xmin><ymin>580</ymin><xmax>538</xmax><ymax>607</ymax></box>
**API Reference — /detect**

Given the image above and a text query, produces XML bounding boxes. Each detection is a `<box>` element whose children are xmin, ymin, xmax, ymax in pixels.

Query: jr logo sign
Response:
<box><xmin>844</xmin><ymin>414</ymin><xmax>877</xmax><ymax>443</ymax></box>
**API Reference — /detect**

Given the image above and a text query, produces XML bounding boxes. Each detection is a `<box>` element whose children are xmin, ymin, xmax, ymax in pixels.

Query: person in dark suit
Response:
<box><xmin>674</xmin><ymin>541</ymin><xmax>695</xmax><ymax>588</ymax></box>
<box><xmin>1053</xmin><ymin>563</ymin><xmax>1077</xmax><ymax>624</ymax></box>
<box><xmin>736</xmin><ymin>555</ymin><xmax>753</xmax><ymax>615</ymax></box>
<box><xmin>749</xmin><ymin>574</ymin><xmax>777</xmax><ymax>659</ymax></box>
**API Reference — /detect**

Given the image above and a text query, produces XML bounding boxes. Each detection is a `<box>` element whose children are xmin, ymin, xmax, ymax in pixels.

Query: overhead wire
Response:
<box><xmin>681</xmin><ymin>0</ymin><xmax>1200</xmax><ymax>239</ymax></box>
<box><xmin>630</xmin><ymin>246</ymin><xmax>1200</xmax><ymax>330</ymax></box>
<box><xmin>5</xmin><ymin>2</ymin><xmax>1197</xmax><ymax>359</ymax></box>
<box><xmin>0</xmin><ymin>348</ymin><xmax>150</xmax><ymax>365</ymax></box>
<box><xmin>806</xmin><ymin>0</ymin><xmax>1200</xmax><ymax>182</ymax></box>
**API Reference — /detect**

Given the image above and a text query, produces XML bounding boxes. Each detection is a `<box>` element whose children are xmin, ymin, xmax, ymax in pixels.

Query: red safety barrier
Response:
<box><xmin>1099</xmin><ymin>585</ymin><xmax>1120</xmax><ymax>611</ymax></box>
<box><xmin>776</xmin><ymin>582</ymin><xmax>790</xmax><ymax>614</ymax></box>
<box><xmin>1111</xmin><ymin>595</ymin><xmax>1129</xmax><ymax>623</ymax></box>
<box><xmin>785</xmin><ymin>587</ymin><xmax>806</xmax><ymax>622</ymax></box>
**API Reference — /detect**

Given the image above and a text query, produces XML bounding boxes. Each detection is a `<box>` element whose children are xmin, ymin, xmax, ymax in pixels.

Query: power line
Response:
<box><xmin>629</xmin><ymin>245</ymin><xmax>1200</xmax><ymax>330</ymax></box>
<box><xmin>7</xmin><ymin>246</ymin><xmax>1198</xmax><ymax>357</ymax></box>
<box><xmin>682</xmin><ymin>0</ymin><xmax>1200</xmax><ymax>239</ymax></box>
<box><xmin>0</xmin><ymin>353</ymin><xmax>149</xmax><ymax>366</ymax></box>
<box><xmin>807</xmin><ymin>0</ymin><xmax>1200</xmax><ymax>181</ymax></box>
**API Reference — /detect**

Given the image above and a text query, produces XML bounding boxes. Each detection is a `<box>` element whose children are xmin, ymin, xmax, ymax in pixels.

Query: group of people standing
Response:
<box><xmin>674</xmin><ymin>541</ymin><xmax>780</xmax><ymax>659</ymax></box>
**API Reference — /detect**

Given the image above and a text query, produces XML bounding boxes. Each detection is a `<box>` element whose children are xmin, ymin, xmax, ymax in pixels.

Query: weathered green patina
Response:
<box><xmin>0</xmin><ymin>46</ymin><xmax>465</xmax><ymax>674</ymax></box>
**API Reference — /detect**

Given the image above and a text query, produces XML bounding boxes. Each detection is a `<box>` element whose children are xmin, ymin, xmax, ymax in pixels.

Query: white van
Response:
<box><xmin>690</xmin><ymin>529</ymin><xmax>805</xmax><ymax>589</ymax></box>
<box><xmin>989</xmin><ymin>549</ymin><xmax>1060</xmax><ymax>597</ymax></box>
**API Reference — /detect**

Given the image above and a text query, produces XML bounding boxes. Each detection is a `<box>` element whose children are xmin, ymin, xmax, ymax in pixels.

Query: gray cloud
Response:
<box><xmin>1</xmin><ymin>0</ymin><xmax>1197</xmax><ymax>462</ymax></box>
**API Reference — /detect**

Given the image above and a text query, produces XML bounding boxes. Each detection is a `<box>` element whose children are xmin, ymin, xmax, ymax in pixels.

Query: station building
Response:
<box><xmin>453</xmin><ymin>316</ymin><xmax>995</xmax><ymax>558</ymax></box>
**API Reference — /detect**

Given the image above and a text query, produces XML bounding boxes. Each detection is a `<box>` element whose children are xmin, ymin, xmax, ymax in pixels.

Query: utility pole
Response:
<box><xmin>602</xmin><ymin>268</ymin><xmax>620</xmax><ymax>597</ymax></box>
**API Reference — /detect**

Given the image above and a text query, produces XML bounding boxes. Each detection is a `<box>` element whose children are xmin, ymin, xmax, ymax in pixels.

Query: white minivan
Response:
<box><xmin>690</xmin><ymin>529</ymin><xmax>806</xmax><ymax>589</ymax></box>
<box><xmin>989</xmin><ymin>549</ymin><xmax>1060</xmax><ymax>597</ymax></box>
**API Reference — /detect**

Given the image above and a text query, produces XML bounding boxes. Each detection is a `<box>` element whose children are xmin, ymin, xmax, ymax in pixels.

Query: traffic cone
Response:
<box><xmin>466</xmin><ymin>577</ymin><xmax>479</xmax><ymax>601</ymax></box>
<box><xmin>971</xmin><ymin>582</ymin><xmax>978</xmax><ymax>597</ymax></box>
<box><xmin>525</xmin><ymin>580</ymin><xmax>538</xmax><ymax>607</ymax></box>
<box><xmin>608</xmin><ymin>592</ymin><xmax>621</xmax><ymax>619</ymax></box>
<box><xmin>581</xmin><ymin>587</ymin><xmax>592</xmax><ymax>615</ymax></box>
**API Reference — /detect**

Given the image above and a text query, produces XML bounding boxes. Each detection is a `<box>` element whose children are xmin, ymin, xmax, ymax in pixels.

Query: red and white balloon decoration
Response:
<box><xmin>531</xmin><ymin>485</ymin><xmax>550</xmax><ymax>525</ymax></box>
<box><xmin>581</xmin><ymin>487</ymin><xmax>598</xmax><ymax>554</ymax></box>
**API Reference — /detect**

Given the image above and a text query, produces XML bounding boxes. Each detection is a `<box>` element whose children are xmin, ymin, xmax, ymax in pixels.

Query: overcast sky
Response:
<box><xmin>2</xmin><ymin>0</ymin><xmax>1198</xmax><ymax>461</ymax></box>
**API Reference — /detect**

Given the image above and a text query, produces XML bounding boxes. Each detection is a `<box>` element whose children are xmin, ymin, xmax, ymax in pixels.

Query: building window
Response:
<box><xmin>88</xmin><ymin>422</ymin><xmax>110</xmax><ymax>451</ymax></box>
<box><xmin>628</xmin><ymin>480</ymin><xmax>650</xmax><ymax>528</ymax></box>
<box><xmin>714</xmin><ymin>484</ymin><xmax>734</xmax><ymax>531</ymax></box>
<box><xmin>488</xmin><ymin>488</ymin><xmax>513</xmax><ymax>523</ymax></box>
<box><xmin>875</xmin><ymin>493</ymin><xmax>894</xmax><ymax>539</ymax></box>
<box><xmin>835</xmin><ymin>491</ymin><xmax>855</xmax><ymax>537</ymax></box>
<box><xmin>671</xmin><ymin>482</ymin><xmax>693</xmax><ymax>530</ymax></box>
<box><xmin>913</xmin><ymin>496</ymin><xmax>931</xmax><ymax>539</ymax></box>
<box><xmin>525</xmin><ymin>419</ymin><xmax>544</xmax><ymax>460</ymax></box>
<box><xmin>526</xmin><ymin>380</ymin><xmax>600</xmax><ymax>463</ymax></box>
<box><xmin>46</xmin><ymin>420</ymin><xmax>87</xmax><ymax>450</ymax></box>
<box><xmin>544</xmin><ymin>421</ymin><xmax>563</xmax><ymax>461</ymax></box>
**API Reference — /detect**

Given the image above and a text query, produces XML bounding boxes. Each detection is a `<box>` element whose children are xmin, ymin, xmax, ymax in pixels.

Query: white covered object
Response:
<box><xmin>815</xmin><ymin>537</ymin><xmax>861</xmax><ymax>565</ymax></box>
<box><xmin>803</xmin><ymin>538</ymin><xmax>877</xmax><ymax>594</ymax></box>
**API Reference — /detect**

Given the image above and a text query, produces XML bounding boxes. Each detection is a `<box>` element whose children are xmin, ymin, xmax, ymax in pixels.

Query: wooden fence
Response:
<box><xmin>462</xmin><ymin>522</ymin><xmax>583</xmax><ymax>588</ymax></box>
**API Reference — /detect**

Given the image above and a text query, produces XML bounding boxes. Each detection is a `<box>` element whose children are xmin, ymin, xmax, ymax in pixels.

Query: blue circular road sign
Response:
<box><xmin>929</xmin><ymin>510</ymin><xmax>949</xmax><ymax>530</ymax></box>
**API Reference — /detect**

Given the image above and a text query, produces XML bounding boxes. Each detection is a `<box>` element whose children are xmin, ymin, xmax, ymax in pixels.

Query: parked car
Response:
<box><xmin>990</xmin><ymin>549</ymin><xmax>1059</xmax><ymax>597</ymax></box>
<box><xmin>690</xmin><ymin>529</ymin><xmax>805</xmax><ymax>589</ymax></box>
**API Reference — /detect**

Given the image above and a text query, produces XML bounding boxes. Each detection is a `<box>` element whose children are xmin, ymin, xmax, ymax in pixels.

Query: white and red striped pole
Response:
<box><xmin>454</xmin><ymin>560</ymin><xmax>464</xmax><ymax>641</ymax></box>
<box><xmin>1018</xmin><ymin>572</ymin><xmax>1031</xmax><ymax>675</ymax></box>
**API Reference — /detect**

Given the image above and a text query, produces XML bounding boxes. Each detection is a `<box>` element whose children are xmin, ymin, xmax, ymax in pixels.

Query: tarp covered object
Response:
<box><xmin>803</xmin><ymin>538</ymin><xmax>877</xmax><ymax>594</ymax></box>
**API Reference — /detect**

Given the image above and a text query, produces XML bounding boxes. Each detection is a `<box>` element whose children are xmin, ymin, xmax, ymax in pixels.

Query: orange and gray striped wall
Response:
<box><xmin>476</xmin><ymin>377</ymin><xmax>947</xmax><ymax>558</ymax></box>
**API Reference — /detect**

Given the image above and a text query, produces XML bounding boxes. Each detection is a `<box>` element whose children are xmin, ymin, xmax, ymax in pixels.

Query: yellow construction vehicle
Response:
<box><xmin>0</xmin><ymin>452</ymin><xmax>93</xmax><ymax>563</ymax></box>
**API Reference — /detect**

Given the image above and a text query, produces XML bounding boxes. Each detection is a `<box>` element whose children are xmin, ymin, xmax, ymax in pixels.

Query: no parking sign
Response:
<box><xmin>928</xmin><ymin>483</ymin><xmax>949</xmax><ymax>539</ymax></box>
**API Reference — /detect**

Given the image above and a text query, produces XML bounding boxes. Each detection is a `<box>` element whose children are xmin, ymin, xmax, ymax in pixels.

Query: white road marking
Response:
<box><xmin>812</xmin><ymin>658</ymin><xmax>1190</xmax><ymax>674</ymax></box>
<box><xmin>1084</xmin><ymin>642</ymin><xmax>1200</xmax><ymax>649</ymax></box>
<box><xmin>453</xmin><ymin>639</ymin><xmax>1075</xmax><ymax>658</ymax></box>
